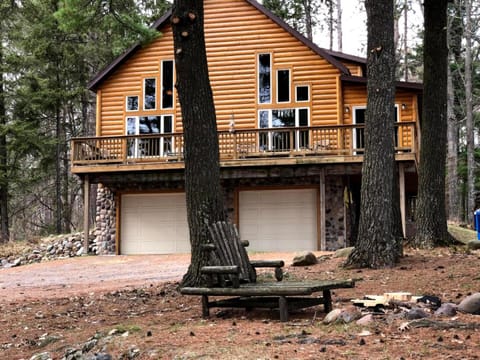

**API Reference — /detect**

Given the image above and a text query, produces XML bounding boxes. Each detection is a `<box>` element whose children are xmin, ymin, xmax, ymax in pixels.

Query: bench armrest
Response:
<box><xmin>250</xmin><ymin>260</ymin><xmax>284</xmax><ymax>281</ymax></box>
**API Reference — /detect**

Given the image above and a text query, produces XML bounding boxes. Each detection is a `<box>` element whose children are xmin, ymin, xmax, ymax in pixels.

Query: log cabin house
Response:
<box><xmin>71</xmin><ymin>0</ymin><xmax>421</xmax><ymax>255</ymax></box>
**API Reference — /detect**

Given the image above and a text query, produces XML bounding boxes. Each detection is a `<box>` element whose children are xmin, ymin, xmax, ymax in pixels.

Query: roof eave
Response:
<box><xmin>87</xmin><ymin>9</ymin><xmax>173</xmax><ymax>92</ymax></box>
<box><xmin>244</xmin><ymin>0</ymin><xmax>351</xmax><ymax>76</ymax></box>
<box><xmin>340</xmin><ymin>75</ymin><xmax>423</xmax><ymax>91</ymax></box>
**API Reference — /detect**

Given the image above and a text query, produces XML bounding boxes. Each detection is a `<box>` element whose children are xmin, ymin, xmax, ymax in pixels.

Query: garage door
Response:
<box><xmin>120</xmin><ymin>193</ymin><xmax>189</xmax><ymax>254</ymax></box>
<box><xmin>239</xmin><ymin>188</ymin><xmax>317</xmax><ymax>252</ymax></box>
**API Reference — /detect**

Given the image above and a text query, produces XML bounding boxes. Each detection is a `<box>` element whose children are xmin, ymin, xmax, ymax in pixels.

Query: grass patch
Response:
<box><xmin>0</xmin><ymin>240</ymin><xmax>33</xmax><ymax>258</ymax></box>
<box><xmin>113</xmin><ymin>324</ymin><xmax>142</xmax><ymax>333</ymax></box>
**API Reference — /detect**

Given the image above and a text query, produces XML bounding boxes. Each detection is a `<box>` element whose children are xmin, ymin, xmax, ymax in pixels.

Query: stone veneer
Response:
<box><xmin>94</xmin><ymin>175</ymin><xmax>349</xmax><ymax>254</ymax></box>
<box><xmin>95</xmin><ymin>184</ymin><xmax>116</xmax><ymax>254</ymax></box>
<box><xmin>324</xmin><ymin>176</ymin><xmax>347</xmax><ymax>250</ymax></box>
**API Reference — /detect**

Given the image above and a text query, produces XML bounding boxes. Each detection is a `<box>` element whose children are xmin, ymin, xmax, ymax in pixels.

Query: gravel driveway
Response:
<box><xmin>0</xmin><ymin>254</ymin><xmax>191</xmax><ymax>302</ymax></box>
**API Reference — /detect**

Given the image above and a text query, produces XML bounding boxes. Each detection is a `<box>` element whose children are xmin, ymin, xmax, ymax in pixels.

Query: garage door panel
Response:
<box><xmin>239</xmin><ymin>189</ymin><xmax>317</xmax><ymax>252</ymax></box>
<box><xmin>121</xmin><ymin>193</ymin><xmax>189</xmax><ymax>255</ymax></box>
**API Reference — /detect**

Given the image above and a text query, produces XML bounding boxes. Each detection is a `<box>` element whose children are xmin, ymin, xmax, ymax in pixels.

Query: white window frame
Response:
<box><xmin>143</xmin><ymin>77</ymin><xmax>157</xmax><ymax>111</ymax></box>
<box><xmin>352</xmin><ymin>104</ymin><xmax>399</xmax><ymax>153</ymax></box>
<box><xmin>258</xmin><ymin>53</ymin><xmax>272</xmax><ymax>104</ymax></box>
<box><xmin>295</xmin><ymin>84</ymin><xmax>310</xmax><ymax>102</ymax></box>
<box><xmin>161</xmin><ymin>60</ymin><xmax>174</xmax><ymax>110</ymax></box>
<box><xmin>125</xmin><ymin>115</ymin><xmax>174</xmax><ymax>158</ymax></box>
<box><xmin>126</xmin><ymin>95</ymin><xmax>139</xmax><ymax>111</ymax></box>
<box><xmin>258</xmin><ymin>108</ymin><xmax>309</xmax><ymax>151</ymax></box>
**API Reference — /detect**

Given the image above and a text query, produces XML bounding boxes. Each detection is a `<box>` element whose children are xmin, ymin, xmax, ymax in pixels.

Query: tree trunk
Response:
<box><xmin>328</xmin><ymin>0</ymin><xmax>334</xmax><ymax>50</ymax></box>
<box><xmin>446</xmin><ymin>58</ymin><xmax>460</xmax><ymax>223</ymax></box>
<box><xmin>336</xmin><ymin>0</ymin><xmax>342</xmax><ymax>52</ymax></box>
<box><xmin>345</xmin><ymin>0</ymin><xmax>400</xmax><ymax>268</ymax></box>
<box><xmin>0</xmin><ymin>41</ymin><xmax>9</xmax><ymax>243</ymax></box>
<box><xmin>403</xmin><ymin>0</ymin><xmax>408</xmax><ymax>81</ymax></box>
<box><xmin>172</xmin><ymin>0</ymin><xmax>226</xmax><ymax>287</ymax></box>
<box><xmin>414</xmin><ymin>0</ymin><xmax>453</xmax><ymax>247</ymax></box>
<box><xmin>304</xmin><ymin>0</ymin><xmax>313</xmax><ymax>41</ymax></box>
<box><xmin>464</xmin><ymin>0</ymin><xmax>474</xmax><ymax>224</ymax></box>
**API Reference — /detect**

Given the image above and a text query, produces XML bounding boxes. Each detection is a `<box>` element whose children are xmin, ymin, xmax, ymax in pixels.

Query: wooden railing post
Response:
<box><xmin>289</xmin><ymin>129</ymin><xmax>294</xmax><ymax>156</ymax></box>
<box><xmin>232</xmin><ymin>131</ymin><xmax>238</xmax><ymax>160</ymax></box>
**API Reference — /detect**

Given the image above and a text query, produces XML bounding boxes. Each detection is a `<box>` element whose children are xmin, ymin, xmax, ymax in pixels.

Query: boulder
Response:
<box><xmin>356</xmin><ymin>313</ymin><xmax>374</xmax><ymax>326</ymax></box>
<box><xmin>466</xmin><ymin>241</ymin><xmax>480</xmax><ymax>250</ymax></box>
<box><xmin>405</xmin><ymin>307</ymin><xmax>430</xmax><ymax>320</ymax></box>
<box><xmin>323</xmin><ymin>308</ymin><xmax>342</xmax><ymax>324</ymax></box>
<box><xmin>458</xmin><ymin>293</ymin><xmax>480</xmax><ymax>314</ymax></box>
<box><xmin>292</xmin><ymin>251</ymin><xmax>318</xmax><ymax>266</ymax></box>
<box><xmin>434</xmin><ymin>303</ymin><xmax>457</xmax><ymax>317</ymax></box>
<box><xmin>333</xmin><ymin>247</ymin><xmax>354</xmax><ymax>258</ymax></box>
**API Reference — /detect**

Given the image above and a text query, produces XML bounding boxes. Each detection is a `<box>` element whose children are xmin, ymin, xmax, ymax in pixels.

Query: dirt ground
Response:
<box><xmin>1</xmin><ymin>247</ymin><xmax>480</xmax><ymax>359</ymax></box>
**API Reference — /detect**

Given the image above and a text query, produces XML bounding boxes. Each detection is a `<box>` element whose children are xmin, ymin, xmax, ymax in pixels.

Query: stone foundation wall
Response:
<box><xmin>324</xmin><ymin>176</ymin><xmax>347</xmax><ymax>251</ymax></box>
<box><xmin>95</xmin><ymin>184</ymin><xmax>116</xmax><ymax>254</ymax></box>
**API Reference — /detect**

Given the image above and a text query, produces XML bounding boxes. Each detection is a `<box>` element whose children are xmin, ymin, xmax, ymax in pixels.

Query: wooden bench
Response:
<box><xmin>180</xmin><ymin>221</ymin><xmax>355</xmax><ymax>322</ymax></box>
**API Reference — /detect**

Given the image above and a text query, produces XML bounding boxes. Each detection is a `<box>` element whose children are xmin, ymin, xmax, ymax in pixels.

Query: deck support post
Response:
<box><xmin>319</xmin><ymin>168</ymin><xmax>326</xmax><ymax>250</ymax></box>
<box><xmin>202</xmin><ymin>295</ymin><xmax>210</xmax><ymax>317</ymax></box>
<box><xmin>279</xmin><ymin>296</ymin><xmax>288</xmax><ymax>322</ymax></box>
<box><xmin>83</xmin><ymin>175</ymin><xmax>90</xmax><ymax>255</ymax></box>
<box><xmin>399</xmin><ymin>163</ymin><xmax>406</xmax><ymax>237</ymax></box>
<box><xmin>323</xmin><ymin>289</ymin><xmax>332</xmax><ymax>313</ymax></box>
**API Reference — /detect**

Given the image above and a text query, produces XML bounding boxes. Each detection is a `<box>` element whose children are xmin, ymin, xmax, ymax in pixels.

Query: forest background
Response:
<box><xmin>0</xmin><ymin>0</ymin><xmax>478</xmax><ymax>243</ymax></box>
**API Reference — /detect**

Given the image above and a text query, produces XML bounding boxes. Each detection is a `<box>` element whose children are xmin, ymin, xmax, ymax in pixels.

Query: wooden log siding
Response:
<box><xmin>93</xmin><ymin>0</ymin><xmax>419</xmax><ymax>160</ymax></box>
<box><xmin>96</xmin><ymin>0</ymin><xmax>341</xmax><ymax>137</ymax></box>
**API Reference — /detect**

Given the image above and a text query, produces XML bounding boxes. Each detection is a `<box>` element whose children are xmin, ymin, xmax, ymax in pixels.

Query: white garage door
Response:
<box><xmin>121</xmin><ymin>193</ymin><xmax>190</xmax><ymax>254</ymax></box>
<box><xmin>239</xmin><ymin>188</ymin><xmax>318</xmax><ymax>252</ymax></box>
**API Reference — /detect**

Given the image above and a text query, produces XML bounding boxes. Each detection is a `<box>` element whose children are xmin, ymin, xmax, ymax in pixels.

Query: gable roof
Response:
<box><xmin>88</xmin><ymin>0</ymin><xmax>351</xmax><ymax>91</ymax></box>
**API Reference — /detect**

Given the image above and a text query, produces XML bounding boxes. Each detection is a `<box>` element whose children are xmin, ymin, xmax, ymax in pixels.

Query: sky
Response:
<box><xmin>313</xmin><ymin>1</ymin><xmax>424</xmax><ymax>58</ymax></box>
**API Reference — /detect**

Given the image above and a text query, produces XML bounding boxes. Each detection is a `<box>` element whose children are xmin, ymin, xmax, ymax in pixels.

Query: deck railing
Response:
<box><xmin>71</xmin><ymin>122</ymin><xmax>418</xmax><ymax>166</ymax></box>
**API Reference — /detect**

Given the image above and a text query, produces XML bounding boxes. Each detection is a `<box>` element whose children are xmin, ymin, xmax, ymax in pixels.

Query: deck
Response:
<box><xmin>71</xmin><ymin>123</ymin><xmax>418</xmax><ymax>174</ymax></box>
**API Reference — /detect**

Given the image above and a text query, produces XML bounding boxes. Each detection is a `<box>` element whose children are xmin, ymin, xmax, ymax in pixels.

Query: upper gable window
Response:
<box><xmin>277</xmin><ymin>69</ymin><xmax>290</xmax><ymax>103</ymax></box>
<box><xmin>296</xmin><ymin>85</ymin><xmax>309</xmax><ymax>102</ymax></box>
<box><xmin>162</xmin><ymin>60</ymin><xmax>174</xmax><ymax>109</ymax></box>
<box><xmin>258</xmin><ymin>53</ymin><xmax>271</xmax><ymax>104</ymax></box>
<box><xmin>144</xmin><ymin>78</ymin><xmax>156</xmax><ymax>110</ymax></box>
<box><xmin>126</xmin><ymin>96</ymin><xmax>139</xmax><ymax>111</ymax></box>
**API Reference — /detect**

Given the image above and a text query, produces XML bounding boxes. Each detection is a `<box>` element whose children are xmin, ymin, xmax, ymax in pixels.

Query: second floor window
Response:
<box><xmin>277</xmin><ymin>69</ymin><xmax>290</xmax><ymax>103</ymax></box>
<box><xmin>162</xmin><ymin>60</ymin><xmax>174</xmax><ymax>109</ymax></box>
<box><xmin>258</xmin><ymin>53</ymin><xmax>271</xmax><ymax>104</ymax></box>
<box><xmin>144</xmin><ymin>78</ymin><xmax>156</xmax><ymax>110</ymax></box>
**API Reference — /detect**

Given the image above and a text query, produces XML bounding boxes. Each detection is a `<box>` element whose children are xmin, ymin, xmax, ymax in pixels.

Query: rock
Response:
<box><xmin>30</xmin><ymin>352</ymin><xmax>52</xmax><ymax>360</ymax></box>
<box><xmin>82</xmin><ymin>338</ymin><xmax>98</xmax><ymax>353</ymax></box>
<box><xmin>338</xmin><ymin>305</ymin><xmax>362</xmax><ymax>323</ymax></box>
<box><xmin>405</xmin><ymin>307</ymin><xmax>430</xmax><ymax>320</ymax></box>
<box><xmin>356</xmin><ymin>313</ymin><xmax>374</xmax><ymax>326</ymax></box>
<box><xmin>11</xmin><ymin>258</ymin><xmax>22</xmax><ymax>267</ymax></box>
<box><xmin>435</xmin><ymin>303</ymin><xmax>457</xmax><ymax>317</ymax></box>
<box><xmin>292</xmin><ymin>251</ymin><xmax>318</xmax><ymax>266</ymax></box>
<box><xmin>458</xmin><ymin>293</ymin><xmax>480</xmax><ymax>314</ymax></box>
<box><xmin>466</xmin><ymin>241</ymin><xmax>480</xmax><ymax>250</ymax></box>
<box><xmin>323</xmin><ymin>308</ymin><xmax>342</xmax><ymax>324</ymax></box>
<box><xmin>76</xmin><ymin>247</ymin><xmax>84</xmax><ymax>256</ymax></box>
<box><xmin>92</xmin><ymin>353</ymin><xmax>112</xmax><ymax>360</ymax></box>
<box><xmin>333</xmin><ymin>247</ymin><xmax>354</xmax><ymax>258</ymax></box>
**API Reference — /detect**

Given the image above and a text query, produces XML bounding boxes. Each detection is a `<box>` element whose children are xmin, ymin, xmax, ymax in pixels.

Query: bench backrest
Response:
<box><xmin>208</xmin><ymin>221</ymin><xmax>257</xmax><ymax>283</ymax></box>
